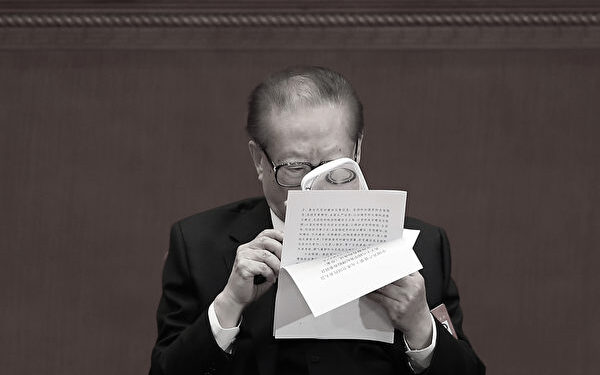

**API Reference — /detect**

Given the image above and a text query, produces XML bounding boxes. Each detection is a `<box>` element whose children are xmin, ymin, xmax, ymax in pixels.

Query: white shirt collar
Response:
<box><xmin>269</xmin><ymin>209</ymin><xmax>285</xmax><ymax>232</ymax></box>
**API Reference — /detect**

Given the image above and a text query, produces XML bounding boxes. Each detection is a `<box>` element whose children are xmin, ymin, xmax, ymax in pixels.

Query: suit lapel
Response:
<box><xmin>224</xmin><ymin>198</ymin><xmax>273</xmax><ymax>271</ymax></box>
<box><xmin>226</xmin><ymin>198</ymin><xmax>279</xmax><ymax>375</ymax></box>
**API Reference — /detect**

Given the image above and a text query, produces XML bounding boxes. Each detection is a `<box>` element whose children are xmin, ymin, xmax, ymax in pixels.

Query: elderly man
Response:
<box><xmin>150</xmin><ymin>66</ymin><xmax>485</xmax><ymax>375</ymax></box>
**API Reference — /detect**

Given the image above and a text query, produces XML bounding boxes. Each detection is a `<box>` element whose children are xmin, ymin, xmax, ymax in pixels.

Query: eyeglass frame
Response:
<box><xmin>260</xmin><ymin>138</ymin><xmax>360</xmax><ymax>188</ymax></box>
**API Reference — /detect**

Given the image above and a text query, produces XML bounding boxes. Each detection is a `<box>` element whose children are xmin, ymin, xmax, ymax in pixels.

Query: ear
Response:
<box><xmin>248</xmin><ymin>140</ymin><xmax>265</xmax><ymax>182</ymax></box>
<box><xmin>355</xmin><ymin>133</ymin><xmax>364</xmax><ymax>164</ymax></box>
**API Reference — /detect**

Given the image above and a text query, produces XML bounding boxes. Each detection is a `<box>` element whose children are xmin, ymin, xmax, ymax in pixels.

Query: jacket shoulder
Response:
<box><xmin>176</xmin><ymin>197</ymin><xmax>267</xmax><ymax>234</ymax></box>
<box><xmin>405</xmin><ymin>216</ymin><xmax>447</xmax><ymax>260</ymax></box>
<box><xmin>405</xmin><ymin>216</ymin><xmax>444</xmax><ymax>238</ymax></box>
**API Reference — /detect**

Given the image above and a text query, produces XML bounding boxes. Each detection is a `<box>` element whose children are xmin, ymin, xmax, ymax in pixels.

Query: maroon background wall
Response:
<box><xmin>1</xmin><ymin>2</ymin><xmax>599</xmax><ymax>374</ymax></box>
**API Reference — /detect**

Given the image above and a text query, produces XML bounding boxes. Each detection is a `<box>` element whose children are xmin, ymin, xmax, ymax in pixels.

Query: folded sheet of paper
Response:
<box><xmin>274</xmin><ymin>190</ymin><xmax>423</xmax><ymax>343</ymax></box>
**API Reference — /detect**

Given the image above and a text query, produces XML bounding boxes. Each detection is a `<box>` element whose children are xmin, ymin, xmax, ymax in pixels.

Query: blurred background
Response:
<box><xmin>1</xmin><ymin>1</ymin><xmax>599</xmax><ymax>374</ymax></box>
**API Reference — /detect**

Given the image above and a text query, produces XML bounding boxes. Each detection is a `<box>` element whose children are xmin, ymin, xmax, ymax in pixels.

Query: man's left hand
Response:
<box><xmin>367</xmin><ymin>272</ymin><xmax>433</xmax><ymax>349</ymax></box>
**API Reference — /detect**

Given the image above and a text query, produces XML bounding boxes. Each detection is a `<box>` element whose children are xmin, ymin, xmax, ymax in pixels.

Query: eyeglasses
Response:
<box><xmin>261</xmin><ymin>139</ymin><xmax>359</xmax><ymax>188</ymax></box>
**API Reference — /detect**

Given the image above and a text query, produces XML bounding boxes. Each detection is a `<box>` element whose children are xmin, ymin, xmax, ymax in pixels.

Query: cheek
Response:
<box><xmin>262</xmin><ymin>170</ymin><xmax>287</xmax><ymax>205</ymax></box>
<box><xmin>268</xmin><ymin>181</ymin><xmax>287</xmax><ymax>204</ymax></box>
<box><xmin>262</xmin><ymin>184</ymin><xmax>289</xmax><ymax>221</ymax></box>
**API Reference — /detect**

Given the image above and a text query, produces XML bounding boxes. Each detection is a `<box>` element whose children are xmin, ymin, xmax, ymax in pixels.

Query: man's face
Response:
<box><xmin>249</xmin><ymin>102</ymin><xmax>361</xmax><ymax>221</ymax></box>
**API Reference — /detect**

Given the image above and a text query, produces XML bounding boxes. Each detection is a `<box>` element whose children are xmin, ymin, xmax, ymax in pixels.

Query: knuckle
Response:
<box><xmin>237</xmin><ymin>261</ymin><xmax>249</xmax><ymax>272</ymax></box>
<box><xmin>259</xmin><ymin>229</ymin><xmax>272</xmax><ymax>238</ymax></box>
<box><xmin>393</xmin><ymin>302</ymin><xmax>407</xmax><ymax>316</ymax></box>
<box><xmin>234</xmin><ymin>263</ymin><xmax>247</xmax><ymax>276</ymax></box>
<box><xmin>233</xmin><ymin>255</ymin><xmax>245</xmax><ymax>266</ymax></box>
<box><xmin>260</xmin><ymin>236</ymin><xmax>270</xmax><ymax>247</ymax></box>
<box><xmin>256</xmin><ymin>236</ymin><xmax>270</xmax><ymax>249</ymax></box>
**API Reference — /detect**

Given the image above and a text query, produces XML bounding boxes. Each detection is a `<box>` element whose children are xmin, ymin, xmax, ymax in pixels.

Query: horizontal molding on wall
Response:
<box><xmin>0</xmin><ymin>11</ymin><xmax>599</xmax><ymax>28</ymax></box>
<box><xmin>1</xmin><ymin>1</ymin><xmax>600</xmax><ymax>10</ymax></box>
<box><xmin>1</xmin><ymin>8</ymin><xmax>599</xmax><ymax>49</ymax></box>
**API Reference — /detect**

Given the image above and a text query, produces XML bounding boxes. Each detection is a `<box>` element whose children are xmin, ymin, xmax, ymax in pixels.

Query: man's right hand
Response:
<box><xmin>214</xmin><ymin>229</ymin><xmax>283</xmax><ymax>328</ymax></box>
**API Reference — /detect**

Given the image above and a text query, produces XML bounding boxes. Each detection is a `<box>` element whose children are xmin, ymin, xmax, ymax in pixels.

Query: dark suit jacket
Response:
<box><xmin>150</xmin><ymin>197</ymin><xmax>485</xmax><ymax>375</ymax></box>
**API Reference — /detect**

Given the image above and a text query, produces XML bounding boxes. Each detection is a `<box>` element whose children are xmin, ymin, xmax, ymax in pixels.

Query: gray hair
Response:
<box><xmin>246</xmin><ymin>66</ymin><xmax>364</xmax><ymax>149</ymax></box>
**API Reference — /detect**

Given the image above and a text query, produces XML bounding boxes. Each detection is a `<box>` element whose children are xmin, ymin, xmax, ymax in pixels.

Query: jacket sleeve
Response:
<box><xmin>423</xmin><ymin>227</ymin><xmax>486</xmax><ymax>375</ymax></box>
<box><xmin>149</xmin><ymin>222</ymin><xmax>231</xmax><ymax>375</ymax></box>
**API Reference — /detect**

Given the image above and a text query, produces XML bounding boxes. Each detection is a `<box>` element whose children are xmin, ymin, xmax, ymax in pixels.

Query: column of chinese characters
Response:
<box><xmin>297</xmin><ymin>207</ymin><xmax>391</xmax><ymax>262</ymax></box>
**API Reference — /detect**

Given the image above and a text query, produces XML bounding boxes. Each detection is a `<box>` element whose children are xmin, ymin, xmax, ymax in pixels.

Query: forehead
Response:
<box><xmin>263</xmin><ymin>102</ymin><xmax>355</xmax><ymax>160</ymax></box>
<box><xmin>265</xmin><ymin>102</ymin><xmax>354</xmax><ymax>139</ymax></box>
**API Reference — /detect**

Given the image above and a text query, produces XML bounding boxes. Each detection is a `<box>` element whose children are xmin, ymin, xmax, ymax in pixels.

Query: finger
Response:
<box><xmin>237</xmin><ymin>258</ymin><xmax>277</xmax><ymax>283</ymax></box>
<box><xmin>242</xmin><ymin>249</ymin><xmax>281</xmax><ymax>275</ymax></box>
<box><xmin>365</xmin><ymin>290</ymin><xmax>396</xmax><ymax>310</ymax></box>
<box><xmin>375</xmin><ymin>283</ymin><xmax>408</xmax><ymax>302</ymax></box>
<box><xmin>392</xmin><ymin>272</ymin><xmax>422</xmax><ymax>287</ymax></box>
<box><xmin>250</xmin><ymin>236</ymin><xmax>283</xmax><ymax>259</ymax></box>
<box><xmin>258</xmin><ymin>229</ymin><xmax>284</xmax><ymax>243</ymax></box>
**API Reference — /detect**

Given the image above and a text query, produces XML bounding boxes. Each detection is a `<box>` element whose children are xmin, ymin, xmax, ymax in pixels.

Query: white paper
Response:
<box><xmin>285</xmin><ymin>232</ymin><xmax>422</xmax><ymax>317</ymax></box>
<box><xmin>274</xmin><ymin>190</ymin><xmax>422</xmax><ymax>343</ymax></box>
<box><xmin>280</xmin><ymin>190</ymin><xmax>407</xmax><ymax>266</ymax></box>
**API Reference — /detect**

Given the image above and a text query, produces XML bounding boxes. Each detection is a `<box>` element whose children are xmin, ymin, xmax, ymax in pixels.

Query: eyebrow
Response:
<box><xmin>275</xmin><ymin>140</ymin><xmax>357</xmax><ymax>165</ymax></box>
<box><xmin>275</xmin><ymin>154</ymin><xmax>340</xmax><ymax>166</ymax></box>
